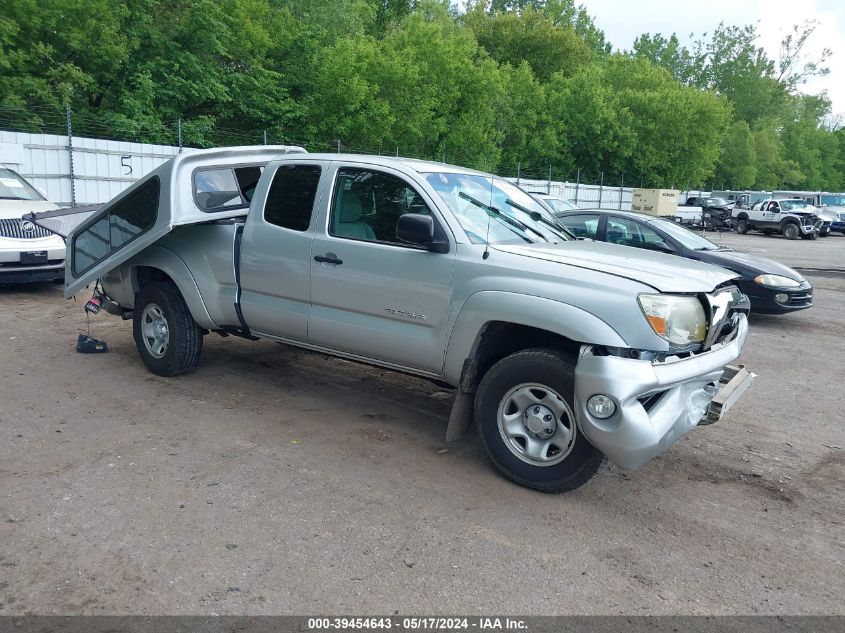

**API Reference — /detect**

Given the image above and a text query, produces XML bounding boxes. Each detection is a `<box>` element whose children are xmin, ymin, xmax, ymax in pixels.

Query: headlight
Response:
<box><xmin>638</xmin><ymin>294</ymin><xmax>706</xmax><ymax>347</ymax></box>
<box><xmin>754</xmin><ymin>274</ymin><xmax>800</xmax><ymax>288</ymax></box>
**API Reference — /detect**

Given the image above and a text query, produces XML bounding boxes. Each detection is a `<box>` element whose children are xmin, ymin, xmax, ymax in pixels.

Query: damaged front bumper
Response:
<box><xmin>574</xmin><ymin>315</ymin><xmax>751</xmax><ymax>470</ymax></box>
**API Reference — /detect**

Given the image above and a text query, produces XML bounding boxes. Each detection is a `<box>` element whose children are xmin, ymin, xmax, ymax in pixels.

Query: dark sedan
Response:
<box><xmin>554</xmin><ymin>209</ymin><xmax>813</xmax><ymax>314</ymax></box>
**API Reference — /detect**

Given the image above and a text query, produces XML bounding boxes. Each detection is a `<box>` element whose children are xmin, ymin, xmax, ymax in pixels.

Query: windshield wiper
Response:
<box><xmin>505</xmin><ymin>198</ymin><xmax>572</xmax><ymax>237</ymax></box>
<box><xmin>458</xmin><ymin>192</ymin><xmax>543</xmax><ymax>242</ymax></box>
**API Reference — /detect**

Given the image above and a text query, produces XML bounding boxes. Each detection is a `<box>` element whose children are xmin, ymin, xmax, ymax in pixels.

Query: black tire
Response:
<box><xmin>782</xmin><ymin>222</ymin><xmax>800</xmax><ymax>240</ymax></box>
<box><xmin>474</xmin><ymin>348</ymin><xmax>607</xmax><ymax>493</ymax></box>
<box><xmin>819</xmin><ymin>227</ymin><xmax>830</xmax><ymax>237</ymax></box>
<box><xmin>735</xmin><ymin>218</ymin><xmax>749</xmax><ymax>234</ymax></box>
<box><xmin>801</xmin><ymin>231</ymin><xmax>817</xmax><ymax>240</ymax></box>
<box><xmin>133</xmin><ymin>282</ymin><xmax>203</xmax><ymax>376</ymax></box>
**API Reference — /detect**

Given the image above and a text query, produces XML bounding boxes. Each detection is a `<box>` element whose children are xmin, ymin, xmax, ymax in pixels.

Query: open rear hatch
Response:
<box><xmin>27</xmin><ymin>145</ymin><xmax>305</xmax><ymax>297</ymax></box>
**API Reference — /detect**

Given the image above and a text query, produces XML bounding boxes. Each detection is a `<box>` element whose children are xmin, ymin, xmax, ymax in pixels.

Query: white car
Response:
<box><xmin>0</xmin><ymin>165</ymin><xmax>65</xmax><ymax>283</ymax></box>
<box><xmin>533</xmin><ymin>193</ymin><xmax>580</xmax><ymax>213</ymax></box>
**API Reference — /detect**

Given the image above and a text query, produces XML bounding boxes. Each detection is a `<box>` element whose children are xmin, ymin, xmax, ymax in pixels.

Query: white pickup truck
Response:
<box><xmin>732</xmin><ymin>198</ymin><xmax>824</xmax><ymax>240</ymax></box>
<box><xmin>32</xmin><ymin>147</ymin><xmax>754</xmax><ymax>493</ymax></box>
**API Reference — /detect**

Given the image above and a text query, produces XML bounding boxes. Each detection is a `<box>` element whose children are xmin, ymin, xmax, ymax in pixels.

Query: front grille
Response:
<box><xmin>0</xmin><ymin>258</ymin><xmax>64</xmax><ymax>269</ymax></box>
<box><xmin>637</xmin><ymin>391</ymin><xmax>667</xmax><ymax>413</ymax></box>
<box><xmin>787</xmin><ymin>292</ymin><xmax>812</xmax><ymax>306</ymax></box>
<box><xmin>0</xmin><ymin>218</ymin><xmax>54</xmax><ymax>239</ymax></box>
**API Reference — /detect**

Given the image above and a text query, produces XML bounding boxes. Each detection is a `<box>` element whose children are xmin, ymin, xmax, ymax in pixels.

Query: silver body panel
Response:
<box><xmin>575</xmin><ymin>316</ymin><xmax>749</xmax><ymax>469</ymax></box>
<box><xmin>91</xmin><ymin>151</ymin><xmax>750</xmax><ymax>469</ymax></box>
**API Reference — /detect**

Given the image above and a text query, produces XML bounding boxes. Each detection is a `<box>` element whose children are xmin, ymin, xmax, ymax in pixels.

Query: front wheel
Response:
<box><xmin>474</xmin><ymin>348</ymin><xmax>607</xmax><ymax>493</ymax></box>
<box><xmin>133</xmin><ymin>282</ymin><xmax>203</xmax><ymax>376</ymax></box>
<box><xmin>735</xmin><ymin>218</ymin><xmax>749</xmax><ymax>234</ymax></box>
<box><xmin>782</xmin><ymin>222</ymin><xmax>800</xmax><ymax>240</ymax></box>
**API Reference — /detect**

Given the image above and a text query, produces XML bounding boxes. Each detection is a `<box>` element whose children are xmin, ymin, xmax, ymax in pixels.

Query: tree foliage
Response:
<box><xmin>0</xmin><ymin>0</ymin><xmax>842</xmax><ymax>189</ymax></box>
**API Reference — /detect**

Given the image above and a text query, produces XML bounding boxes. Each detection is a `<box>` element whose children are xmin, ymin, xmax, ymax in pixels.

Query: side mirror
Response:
<box><xmin>651</xmin><ymin>241</ymin><xmax>676</xmax><ymax>254</ymax></box>
<box><xmin>396</xmin><ymin>213</ymin><xmax>449</xmax><ymax>253</ymax></box>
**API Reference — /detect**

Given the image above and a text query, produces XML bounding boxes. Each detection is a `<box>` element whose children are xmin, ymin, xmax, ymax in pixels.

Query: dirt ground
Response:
<box><xmin>0</xmin><ymin>233</ymin><xmax>843</xmax><ymax>615</ymax></box>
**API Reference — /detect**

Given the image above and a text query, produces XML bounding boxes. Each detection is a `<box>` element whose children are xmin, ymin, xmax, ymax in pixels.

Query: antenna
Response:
<box><xmin>483</xmin><ymin>173</ymin><xmax>493</xmax><ymax>260</ymax></box>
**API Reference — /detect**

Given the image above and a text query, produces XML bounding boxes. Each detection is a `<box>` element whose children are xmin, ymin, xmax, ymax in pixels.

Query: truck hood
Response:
<box><xmin>494</xmin><ymin>241</ymin><xmax>739</xmax><ymax>293</ymax></box>
<box><xmin>0</xmin><ymin>199</ymin><xmax>59</xmax><ymax>219</ymax></box>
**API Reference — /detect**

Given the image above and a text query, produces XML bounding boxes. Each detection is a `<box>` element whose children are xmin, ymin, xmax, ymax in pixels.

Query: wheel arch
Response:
<box><xmin>444</xmin><ymin>293</ymin><xmax>628</xmax><ymax>389</ymax></box>
<box><xmin>127</xmin><ymin>246</ymin><xmax>217</xmax><ymax>330</ymax></box>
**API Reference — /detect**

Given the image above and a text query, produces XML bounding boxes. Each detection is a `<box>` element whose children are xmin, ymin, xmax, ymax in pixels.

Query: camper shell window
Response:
<box><xmin>72</xmin><ymin>177</ymin><xmax>160</xmax><ymax>275</ymax></box>
<box><xmin>193</xmin><ymin>165</ymin><xmax>263</xmax><ymax>212</ymax></box>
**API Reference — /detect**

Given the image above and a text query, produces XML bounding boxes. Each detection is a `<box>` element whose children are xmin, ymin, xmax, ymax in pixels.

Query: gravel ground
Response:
<box><xmin>0</xmin><ymin>234</ymin><xmax>843</xmax><ymax>615</ymax></box>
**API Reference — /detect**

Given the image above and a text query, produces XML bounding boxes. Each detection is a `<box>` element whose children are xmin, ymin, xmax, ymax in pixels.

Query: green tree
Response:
<box><xmin>309</xmin><ymin>2</ymin><xmax>504</xmax><ymax>166</ymax></box>
<box><xmin>494</xmin><ymin>62</ymin><xmax>559</xmax><ymax>173</ymax></box>
<box><xmin>713</xmin><ymin>121</ymin><xmax>757</xmax><ymax>189</ymax></box>
<box><xmin>545</xmin><ymin>63</ymin><xmax>635</xmax><ymax>178</ymax></box>
<box><xmin>602</xmin><ymin>55</ymin><xmax>732</xmax><ymax>187</ymax></box>
<box><xmin>464</xmin><ymin>4</ymin><xmax>591</xmax><ymax>82</ymax></box>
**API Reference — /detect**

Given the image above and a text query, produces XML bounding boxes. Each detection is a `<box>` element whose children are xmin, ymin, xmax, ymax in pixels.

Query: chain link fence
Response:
<box><xmin>2</xmin><ymin>104</ymin><xmax>682</xmax><ymax>209</ymax></box>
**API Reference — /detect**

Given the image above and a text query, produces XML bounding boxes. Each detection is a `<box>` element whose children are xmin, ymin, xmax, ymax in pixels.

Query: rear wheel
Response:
<box><xmin>782</xmin><ymin>222</ymin><xmax>800</xmax><ymax>240</ymax></box>
<box><xmin>133</xmin><ymin>282</ymin><xmax>203</xmax><ymax>376</ymax></box>
<box><xmin>735</xmin><ymin>218</ymin><xmax>749</xmax><ymax>234</ymax></box>
<box><xmin>475</xmin><ymin>348</ymin><xmax>606</xmax><ymax>493</ymax></box>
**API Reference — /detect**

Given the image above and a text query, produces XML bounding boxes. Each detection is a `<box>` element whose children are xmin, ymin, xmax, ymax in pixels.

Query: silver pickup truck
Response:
<box><xmin>36</xmin><ymin>147</ymin><xmax>754</xmax><ymax>493</ymax></box>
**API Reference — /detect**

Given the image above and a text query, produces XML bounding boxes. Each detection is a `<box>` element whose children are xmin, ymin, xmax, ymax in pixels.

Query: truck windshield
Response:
<box><xmin>780</xmin><ymin>200</ymin><xmax>808</xmax><ymax>211</ymax></box>
<box><xmin>424</xmin><ymin>172</ymin><xmax>573</xmax><ymax>244</ymax></box>
<box><xmin>0</xmin><ymin>167</ymin><xmax>45</xmax><ymax>201</ymax></box>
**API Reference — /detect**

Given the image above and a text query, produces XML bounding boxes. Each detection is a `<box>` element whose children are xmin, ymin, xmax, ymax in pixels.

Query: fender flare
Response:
<box><xmin>442</xmin><ymin>291</ymin><xmax>628</xmax><ymax>386</ymax></box>
<box><xmin>126</xmin><ymin>245</ymin><xmax>217</xmax><ymax>330</ymax></box>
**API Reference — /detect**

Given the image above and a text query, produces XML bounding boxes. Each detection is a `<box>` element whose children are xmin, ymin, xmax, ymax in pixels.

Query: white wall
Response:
<box><xmin>0</xmin><ymin>130</ymin><xmax>180</xmax><ymax>207</ymax></box>
<box><xmin>508</xmin><ymin>177</ymin><xmax>635</xmax><ymax>210</ymax></box>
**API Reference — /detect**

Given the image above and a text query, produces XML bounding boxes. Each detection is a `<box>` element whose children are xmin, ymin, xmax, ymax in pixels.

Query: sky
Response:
<box><xmin>578</xmin><ymin>0</ymin><xmax>845</xmax><ymax>117</ymax></box>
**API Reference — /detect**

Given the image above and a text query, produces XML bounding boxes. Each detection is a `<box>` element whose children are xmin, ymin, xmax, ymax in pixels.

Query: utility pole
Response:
<box><xmin>177</xmin><ymin>118</ymin><xmax>183</xmax><ymax>154</ymax></box>
<box><xmin>619</xmin><ymin>173</ymin><xmax>624</xmax><ymax>210</ymax></box>
<box><xmin>65</xmin><ymin>105</ymin><xmax>76</xmax><ymax>207</ymax></box>
<box><xmin>575</xmin><ymin>169</ymin><xmax>580</xmax><ymax>205</ymax></box>
<box><xmin>598</xmin><ymin>171</ymin><xmax>604</xmax><ymax>207</ymax></box>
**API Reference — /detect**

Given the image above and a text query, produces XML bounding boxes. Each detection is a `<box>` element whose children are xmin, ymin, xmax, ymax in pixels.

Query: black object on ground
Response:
<box><xmin>76</xmin><ymin>334</ymin><xmax>108</xmax><ymax>353</ymax></box>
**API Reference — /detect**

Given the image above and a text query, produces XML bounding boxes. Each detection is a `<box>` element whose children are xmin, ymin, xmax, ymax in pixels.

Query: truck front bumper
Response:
<box><xmin>574</xmin><ymin>315</ymin><xmax>750</xmax><ymax>470</ymax></box>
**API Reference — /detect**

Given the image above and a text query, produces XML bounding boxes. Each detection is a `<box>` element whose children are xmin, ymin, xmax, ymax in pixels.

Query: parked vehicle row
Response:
<box><xmin>31</xmin><ymin>147</ymin><xmax>754</xmax><ymax>494</ymax></box>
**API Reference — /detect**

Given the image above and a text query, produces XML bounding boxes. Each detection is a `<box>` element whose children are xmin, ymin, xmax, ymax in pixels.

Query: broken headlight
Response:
<box><xmin>638</xmin><ymin>294</ymin><xmax>706</xmax><ymax>347</ymax></box>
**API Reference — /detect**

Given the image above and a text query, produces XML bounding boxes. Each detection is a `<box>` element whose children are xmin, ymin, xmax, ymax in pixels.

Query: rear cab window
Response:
<box><xmin>264</xmin><ymin>164</ymin><xmax>323</xmax><ymax>231</ymax></box>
